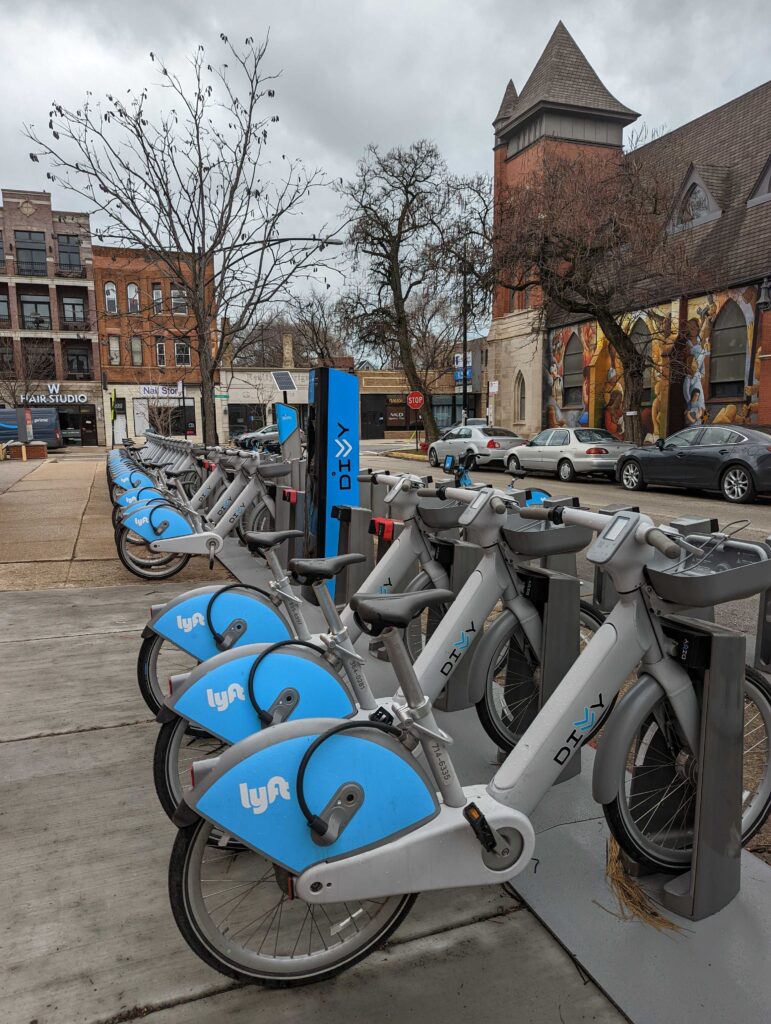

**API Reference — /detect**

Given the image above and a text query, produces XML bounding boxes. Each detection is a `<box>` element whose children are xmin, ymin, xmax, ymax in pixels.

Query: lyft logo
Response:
<box><xmin>206</xmin><ymin>683</ymin><xmax>245</xmax><ymax>712</ymax></box>
<box><xmin>239</xmin><ymin>777</ymin><xmax>291</xmax><ymax>815</ymax></box>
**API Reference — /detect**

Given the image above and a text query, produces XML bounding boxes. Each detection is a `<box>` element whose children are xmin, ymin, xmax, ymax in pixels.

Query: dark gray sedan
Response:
<box><xmin>617</xmin><ymin>424</ymin><xmax>771</xmax><ymax>503</ymax></box>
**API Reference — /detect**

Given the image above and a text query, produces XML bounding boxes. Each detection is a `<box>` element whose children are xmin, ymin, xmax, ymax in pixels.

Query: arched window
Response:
<box><xmin>515</xmin><ymin>372</ymin><xmax>526</xmax><ymax>421</ymax></box>
<box><xmin>630</xmin><ymin>319</ymin><xmax>652</xmax><ymax>405</ymax></box>
<box><xmin>677</xmin><ymin>183</ymin><xmax>710</xmax><ymax>226</ymax></box>
<box><xmin>104</xmin><ymin>281</ymin><xmax>117</xmax><ymax>315</ymax></box>
<box><xmin>562</xmin><ymin>332</ymin><xmax>583</xmax><ymax>407</ymax></box>
<box><xmin>710</xmin><ymin>300</ymin><xmax>748</xmax><ymax>399</ymax></box>
<box><xmin>127</xmin><ymin>282</ymin><xmax>140</xmax><ymax>314</ymax></box>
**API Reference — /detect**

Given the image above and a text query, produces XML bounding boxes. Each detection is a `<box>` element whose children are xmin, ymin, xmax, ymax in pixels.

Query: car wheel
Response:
<box><xmin>507</xmin><ymin>453</ymin><xmax>521</xmax><ymax>474</ymax></box>
<box><xmin>620</xmin><ymin>459</ymin><xmax>647</xmax><ymax>491</ymax></box>
<box><xmin>721</xmin><ymin>465</ymin><xmax>756</xmax><ymax>504</ymax></box>
<box><xmin>557</xmin><ymin>459</ymin><xmax>575</xmax><ymax>482</ymax></box>
<box><xmin>428</xmin><ymin>447</ymin><xmax>439</xmax><ymax>467</ymax></box>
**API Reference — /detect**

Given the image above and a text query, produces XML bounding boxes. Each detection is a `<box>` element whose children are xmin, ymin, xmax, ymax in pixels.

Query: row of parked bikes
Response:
<box><xmin>107</xmin><ymin>433</ymin><xmax>771</xmax><ymax>987</ymax></box>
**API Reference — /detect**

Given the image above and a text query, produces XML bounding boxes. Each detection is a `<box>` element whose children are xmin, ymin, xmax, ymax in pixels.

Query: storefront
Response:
<box><xmin>103</xmin><ymin>383</ymin><xmax>202</xmax><ymax>446</ymax></box>
<box><xmin>217</xmin><ymin>368</ymin><xmax>310</xmax><ymax>440</ymax></box>
<box><xmin>18</xmin><ymin>381</ymin><xmax>106</xmax><ymax>446</ymax></box>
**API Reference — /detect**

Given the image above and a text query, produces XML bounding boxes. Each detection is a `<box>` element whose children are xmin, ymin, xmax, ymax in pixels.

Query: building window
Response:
<box><xmin>710</xmin><ymin>300</ymin><xmax>748</xmax><ymax>399</ymax></box>
<box><xmin>630</xmin><ymin>319</ymin><xmax>653</xmax><ymax>404</ymax></box>
<box><xmin>65</xmin><ymin>345</ymin><xmax>91</xmax><ymax>380</ymax></box>
<box><xmin>152</xmin><ymin>283</ymin><xmax>163</xmax><ymax>315</ymax></box>
<box><xmin>175</xmin><ymin>340</ymin><xmax>191</xmax><ymax>366</ymax></box>
<box><xmin>508</xmin><ymin>288</ymin><xmax>517</xmax><ymax>314</ymax></box>
<box><xmin>515</xmin><ymin>372</ymin><xmax>526</xmax><ymax>421</ymax></box>
<box><xmin>748</xmin><ymin>155</ymin><xmax>771</xmax><ymax>208</ymax></box>
<box><xmin>130</xmin><ymin>335</ymin><xmax>143</xmax><ymax>366</ymax></box>
<box><xmin>0</xmin><ymin>293</ymin><xmax>9</xmax><ymax>325</ymax></box>
<box><xmin>127</xmin><ymin>283</ymin><xmax>140</xmax><ymax>314</ymax></box>
<box><xmin>562</xmin><ymin>332</ymin><xmax>583</xmax><ymax>407</ymax></box>
<box><xmin>23</xmin><ymin>339</ymin><xmax>56</xmax><ymax>379</ymax></box>
<box><xmin>171</xmin><ymin>285</ymin><xmax>188</xmax><ymax>315</ymax></box>
<box><xmin>61</xmin><ymin>295</ymin><xmax>86</xmax><ymax>327</ymax></box>
<box><xmin>155</xmin><ymin>337</ymin><xmax>166</xmax><ymax>367</ymax></box>
<box><xmin>57</xmin><ymin>234</ymin><xmax>82</xmax><ymax>271</ymax></box>
<box><xmin>15</xmin><ymin>230</ymin><xmax>46</xmax><ymax>275</ymax></box>
<box><xmin>108</xmin><ymin>335</ymin><xmax>120</xmax><ymax>366</ymax></box>
<box><xmin>104</xmin><ymin>281</ymin><xmax>118</xmax><ymax>315</ymax></box>
<box><xmin>20</xmin><ymin>294</ymin><xmax>51</xmax><ymax>330</ymax></box>
<box><xmin>133</xmin><ymin>397</ymin><xmax>196</xmax><ymax>437</ymax></box>
<box><xmin>0</xmin><ymin>339</ymin><xmax>14</xmax><ymax>377</ymax></box>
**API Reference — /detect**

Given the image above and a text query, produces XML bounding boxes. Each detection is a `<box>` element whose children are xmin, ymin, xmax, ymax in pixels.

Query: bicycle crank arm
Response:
<box><xmin>295</xmin><ymin>785</ymin><xmax>534</xmax><ymax>903</ymax></box>
<box><xmin>151</xmin><ymin>532</ymin><xmax>224</xmax><ymax>555</ymax></box>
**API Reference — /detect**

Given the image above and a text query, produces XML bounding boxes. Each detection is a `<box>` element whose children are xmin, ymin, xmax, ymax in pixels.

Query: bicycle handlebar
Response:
<box><xmin>416</xmin><ymin>485</ymin><xmax>479</xmax><ymax>505</ymax></box>
<box><xmin>520</xmin><ymin>504</ymin><xmax>681</xmax><ymax>558</ymax></box>
<box><xmin>638</xmin><ymin>526</ymin><xmax>681</xmax><ymax>560</ymax></box>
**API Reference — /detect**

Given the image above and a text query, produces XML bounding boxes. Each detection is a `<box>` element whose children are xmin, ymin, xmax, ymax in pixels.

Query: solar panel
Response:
<box><xmin>272</xmin><ymin>370</ymin><xmax>297</xmax><ymax>392</ymax></box>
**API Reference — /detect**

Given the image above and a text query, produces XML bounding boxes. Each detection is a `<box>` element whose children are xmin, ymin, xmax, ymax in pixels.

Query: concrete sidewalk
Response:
<box><xmin>0</xmin><ymin>583</ymin><xmax>624</xmax><ymax>1024</ymax></box>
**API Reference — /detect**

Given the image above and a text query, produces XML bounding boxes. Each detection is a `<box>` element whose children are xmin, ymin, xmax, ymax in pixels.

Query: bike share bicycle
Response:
<box><xmin>150</xmin><ymin>468</ymin><xmax>601</xmax><ymax>818</ymax></box>
<box><xmin>165</xmin><ymin>489</ymin><xmax>771</xmax><ymax>986</ymax></box>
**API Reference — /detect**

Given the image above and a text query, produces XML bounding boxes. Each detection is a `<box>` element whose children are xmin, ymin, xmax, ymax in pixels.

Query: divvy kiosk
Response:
<box><xmin>305</xmin><ymin>367</ymin><xmax>360</xmax><ymax>597</ymax></box>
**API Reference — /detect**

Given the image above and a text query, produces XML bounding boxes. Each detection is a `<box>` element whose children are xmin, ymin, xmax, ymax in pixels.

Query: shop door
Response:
<box><xmin>361</xmin><ymin>395</ymin><xmax>386</xmax><ymax>439</ymax></box>
<box><xmin>80</xmin><ymin>404</ymin><xmax>98</xmax><ymax>445</ymax></box>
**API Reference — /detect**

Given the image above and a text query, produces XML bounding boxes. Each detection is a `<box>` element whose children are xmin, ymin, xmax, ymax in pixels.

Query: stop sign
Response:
<box><xmin>407</xmin><ymin>391</ymin><xmax>424</xmax><ymax>410</ymax></box>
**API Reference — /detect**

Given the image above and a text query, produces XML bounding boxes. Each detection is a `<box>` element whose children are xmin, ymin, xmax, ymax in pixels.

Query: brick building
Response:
<box><xmin>92</xmin><ymin>246</ymin><xmax>205</xmax><ymax>444</ymax></box>
<box><xmin>0</xmin><ymin>189</ymin><xmax>104</xmax><ymax>444</ymax></box>
<box><xmin>488</xmin><ymin>23</ymin><xmax>771</xmax><ymax>440</ymax></box>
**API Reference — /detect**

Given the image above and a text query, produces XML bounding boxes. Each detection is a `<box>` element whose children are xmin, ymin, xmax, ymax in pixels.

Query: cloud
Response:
<box><xmin>4</xmin><ymin>0</ymin><xmax>769</xmax><ymax>224</ymax></box>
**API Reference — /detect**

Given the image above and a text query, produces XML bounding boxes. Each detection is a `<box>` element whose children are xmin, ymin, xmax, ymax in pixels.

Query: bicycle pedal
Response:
<box><xmin>463</xmin><ymin>802</ymin><xmax>498</xmax><ymax>853</ymax></box>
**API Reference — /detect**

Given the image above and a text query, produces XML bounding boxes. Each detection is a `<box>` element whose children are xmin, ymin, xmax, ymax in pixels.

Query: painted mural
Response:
<box><xmin>544</xmin><ymin>288</ymin><xmax>758</xmax><ymax>439</ymax></box>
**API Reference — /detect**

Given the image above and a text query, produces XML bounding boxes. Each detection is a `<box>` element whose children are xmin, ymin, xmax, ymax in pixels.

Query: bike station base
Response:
<box><xmin>511</xmin><ymin>747</ymin><xmax>771</xmax><ymax>1024</ymax></box>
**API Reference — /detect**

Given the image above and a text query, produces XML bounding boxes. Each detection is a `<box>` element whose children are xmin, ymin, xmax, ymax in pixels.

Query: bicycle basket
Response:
<box><xmin>645</xmin><ymin>537</ymin><xmax>771</xmax><ymax>606</ymax></box>
<box><xmin>501</xmin><ymin>515</ymin><xmax>593</xmax><ymax>557</ymax></box>
<box><xmin>416</xmin><ymin>499</ymin><xmax>466</xmax><ymax>531</ymax></box>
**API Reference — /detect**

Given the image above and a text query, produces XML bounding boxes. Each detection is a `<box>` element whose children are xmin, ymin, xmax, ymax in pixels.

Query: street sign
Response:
<box><xmin>214</xmin><ymin>393</ymin><xmax>229</xmax><ymax>400</ymax></box>
<box><xmin>407</xmin><ymin>391</ymin><xmax>425</xmax><ymax>410</ymax></box>
<box><xmin>272</xmin><ymin>370</ymin><xmax>297</xmax><ymax>392</ymax></box>
<box><xmin>489</xmin><ymin>380</ymin><xmax>499</xmax><ymax>395</ymax></box>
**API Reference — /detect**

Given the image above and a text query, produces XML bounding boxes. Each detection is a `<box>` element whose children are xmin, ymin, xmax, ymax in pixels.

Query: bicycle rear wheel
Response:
<box><xmin>604</xmin><ymin>665</ymin><xmax>771</xmax><ymax>871</ymax></box>
<box><xmin>117</xmin><ymin>527</ymin><xmax>191</xmax><ymax>581</ymax></box>
<box><xmin>154</xmin><ymin>719</ymin><xmax>227</xmax><ymax>820</ymax></box>
<box><xmin>137</xmin><ymin>632</ymin><xmax>199</xmax><ymax>714</ymax></box>
<box><xmin>169</xmin><ymin>819</ymin><xmax>416</xmax><ymax>986</ymax></box>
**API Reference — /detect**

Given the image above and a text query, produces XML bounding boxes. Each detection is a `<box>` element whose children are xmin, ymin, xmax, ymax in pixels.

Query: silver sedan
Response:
<box><xmin>428</xmin><ymin>425</ymin><xmax>526</xmax><ymax>469</ymax></box>
<box><xmin>509</xmin><ymin>427</ymin><xmax>633</xmax><ymax>482</ymax></box>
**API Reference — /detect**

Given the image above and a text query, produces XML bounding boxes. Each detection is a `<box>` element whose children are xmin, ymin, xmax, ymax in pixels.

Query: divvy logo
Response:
<box><xmin>206</xmin><ymin>683</ymin><xmax>245</xmax><ymax>712</ymax></box>
<box><xmin>176</xmin><ymin>612</ymin><xmax>205</xmax><ymax>633</ymax></box>
<box><xmin>240</xmin><ymin>777</ymin><xmax>291</xmax><ymax>814</ymax></box>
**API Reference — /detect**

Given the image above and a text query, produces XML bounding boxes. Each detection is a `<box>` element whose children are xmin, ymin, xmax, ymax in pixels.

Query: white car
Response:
<box><xmin>428</xmin><ymin>425</ymin><xmax>526</xmax><ymax>469</ymax></box>
<box><xmin>510</xmin><ymin>427</ymin><xmax>633</xmax><ymax>481</ymax></box>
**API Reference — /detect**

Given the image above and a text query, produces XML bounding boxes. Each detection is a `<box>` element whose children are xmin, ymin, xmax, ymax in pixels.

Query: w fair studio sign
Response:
<box><xmin>21</xmin><ymin>382</ymin><xmax>89</xmax><ymax>404</ymax></box>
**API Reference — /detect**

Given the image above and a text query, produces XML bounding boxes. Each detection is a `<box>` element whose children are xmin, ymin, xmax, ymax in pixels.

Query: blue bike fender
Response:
<box><xmin>124</xmin><ymin>505</ymin><xmax>194</xmax><ymax>542</ymax></box>
<box><xmin>149</xmin><ymin>586</ymin><xmax>291</xmax><ymax>661</ymax></box>
<box><xmin>116</xmin><ymin>487</ymin><xmax>164</xmax><ymax>508</ymax></box>
<box><xmin>167</xmin><ymin>646</ymin><xmax>356</xmax><ymax>744</ymax></box>
<box><xmin>188</xmin><ymin>719</ymin><xmax>440</xmax><ymax>875</ymax></box>
<box><xmin>115</xmin><ymin>470</ymin><xmax>153</xmax><ymax>489</ymax></box>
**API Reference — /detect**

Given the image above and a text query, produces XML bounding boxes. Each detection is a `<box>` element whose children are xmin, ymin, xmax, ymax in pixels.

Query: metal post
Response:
<box><xmin>462</xmin><ymin>251</ymin><xmax>468</xmax><ymax>425</ymax></box>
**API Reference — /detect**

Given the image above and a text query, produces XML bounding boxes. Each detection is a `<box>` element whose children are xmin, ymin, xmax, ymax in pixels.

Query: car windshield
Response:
<box><xmin>574</xmin><ymin>429</ymin><xmax>617</xmax><ymax>443</ymax></box>
<box><xmin>482</xmin><ymin>428</ymin><xmax>519</xmax><ymax>438</ymax></box>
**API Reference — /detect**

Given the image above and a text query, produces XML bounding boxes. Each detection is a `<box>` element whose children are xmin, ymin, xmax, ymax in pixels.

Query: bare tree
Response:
<box><xmin>289</xmin><ymin>288</ymin><xmax>348</xmax><ymax>365</ymax></box>
<box><xmin>495</xmin><ymin>139</ymin><xmax>701</xmax><ymax>444</ymax></box>
<box><xmin>27</xmin><ymin>34</ymin><xmax>338</xmax><ymax>443</ymax></box>
<box><xmin>0</xmin><ymin>339</ymin><xmax>57</xmax><ymax>408</ymax></box>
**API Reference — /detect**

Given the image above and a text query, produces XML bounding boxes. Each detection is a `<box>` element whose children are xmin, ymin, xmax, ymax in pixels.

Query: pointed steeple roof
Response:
<box><xmin>493</xmin><ymin>80</ymin><xmax>518</xmax><ymax>126</ymax></box>
<box><xmin>501</xmin><ymin>22</ymin><xmax>638</xmax><ymax>132</ymax></box>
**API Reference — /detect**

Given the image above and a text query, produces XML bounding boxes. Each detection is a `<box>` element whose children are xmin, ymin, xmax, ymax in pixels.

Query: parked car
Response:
<box><xmin>236</xmin><ymin>424</ymin><xmax>279</xmax><ymax>449</ymax></box>
<box><xmin>510</xmin><ymin>426</ymin><xmax>632</xmax><ymax>481</ymax></box>
<box><xmin>617</xmin><ymin>424</ymin><xmax>771</xmax><ymax>504</ymax></box>
<box><xmin>427</xmin><ymin>425</ymin><xmax>526</xmax><ymax>469</ymax></box>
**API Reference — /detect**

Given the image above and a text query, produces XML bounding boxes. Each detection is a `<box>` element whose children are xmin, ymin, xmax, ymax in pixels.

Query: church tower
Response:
<box><xmin>487</xmin><ymin>23</ymin><xmax>638</xmax><ymax>434</ymax></box>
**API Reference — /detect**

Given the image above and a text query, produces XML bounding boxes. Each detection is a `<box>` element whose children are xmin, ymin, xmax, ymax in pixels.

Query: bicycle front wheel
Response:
<box><xmin>477</xmin><ymin>601</ymin><xmax>611</xmax><ymax>751</ymax></box>
<box><xmin>604</xmin><ymin>665</ymin><xmax>771</xmax><ymax>871</ymax></box>
<box><xmin>169</xmin><ymin>819</ymin><xmax>416</xmax><ymax>986</ymax></box>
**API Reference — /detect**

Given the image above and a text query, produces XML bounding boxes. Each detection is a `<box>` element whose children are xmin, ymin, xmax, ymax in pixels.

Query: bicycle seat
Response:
<box><xmin>163</xmin><ymin>468</ymin><xmax>192</xmax><ymax>478</ymax></box>
<box><xmin>258</xmin><ymin>462</ymin><xmax>291</xmax><ymax>479</ymax></box>
<box><xmin>350</xmin><ymin>589</ymin><xmax>454</xmax><ymax>631</ymax></box>
<box><xmin>244</xmin><ymin>529</ymin><xmax>303</xmax><ymax>553</ymax></box>
<box><xmin>289</xmin><ymin>553</ymin><xmax>367</xmax><ymax>583</ymax></box>
<box><xmin>143</xmin><ymin>460</ymin><xmax>168</xmax><ymax>469</ymax></box>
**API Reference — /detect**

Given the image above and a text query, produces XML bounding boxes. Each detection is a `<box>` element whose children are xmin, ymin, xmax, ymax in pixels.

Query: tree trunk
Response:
<box><xmin>197</xmin><ymin>327</ymin><xmax>219</xmax><ymax>445</ymax></box>
<box><xmin>392</xmin><ymin>287</ymin><xmax>441</xmax><ymax>443</ymax></box>
<box><xmin>596</xmin><ymin>313</ymin><xmax>646</xmax><ymax>446</ymax></box>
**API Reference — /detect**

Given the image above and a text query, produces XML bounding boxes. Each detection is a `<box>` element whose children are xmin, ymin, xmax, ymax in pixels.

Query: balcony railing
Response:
<box><xmin>60</xmin><ymin>316</ymin><xmax>92</xmax><ymax>332</ymax></box>
<box><xmin>65</xmin><ymin>368</ymin><xmax>94</xmax><ymax>382</ymax></box>
<box><xmin>21</xmin><ymin>315</ymin><xmax>52</xmax><ymax>330</ymax></box>
<box><xmin>56</xmin><ymin>262</ymin><xmax>86</xmax><ymax>279</ymax></box>
<box><xmin>0</xmin><ymin>316</ymin><xmax>11</xmax><ymax>329</ymax></box>
<box><xmin>15</xmin><ymin>259</ymin><xmax>49</xmax><ymax>277</ymax></box>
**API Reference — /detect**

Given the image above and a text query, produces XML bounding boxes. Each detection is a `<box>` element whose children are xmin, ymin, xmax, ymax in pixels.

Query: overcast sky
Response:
<box><xmin>3</xmin><ymin>0</ymin><xmax>770</xmax><ymax>232</ymax></box>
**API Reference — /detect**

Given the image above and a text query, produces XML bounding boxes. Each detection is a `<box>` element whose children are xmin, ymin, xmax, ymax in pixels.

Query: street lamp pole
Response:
<box><xmin>461</xmin><ymin>246</ymin><xmax>468</xmax><ymax>426</ymax></box>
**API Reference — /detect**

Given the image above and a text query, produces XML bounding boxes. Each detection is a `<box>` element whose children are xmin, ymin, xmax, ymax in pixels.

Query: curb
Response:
<box><xmin>383</xmin><ymin>449</ymin><xmax>429</xmax><ymax>463</ymax></box>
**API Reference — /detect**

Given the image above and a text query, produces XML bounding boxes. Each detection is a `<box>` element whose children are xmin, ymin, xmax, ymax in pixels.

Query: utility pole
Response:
<box><xmin>461</xmin><ymin>242</ymin><xmax>468</xmax><ymax>425</ymax></box>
